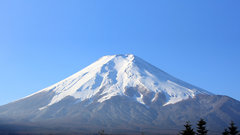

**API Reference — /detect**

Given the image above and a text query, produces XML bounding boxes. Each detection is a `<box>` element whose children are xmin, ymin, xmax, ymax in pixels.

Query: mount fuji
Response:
<box><xmin>0</xmin><ymin>54</ymin><xmax>239</xmax><ymax>135</ymax></box>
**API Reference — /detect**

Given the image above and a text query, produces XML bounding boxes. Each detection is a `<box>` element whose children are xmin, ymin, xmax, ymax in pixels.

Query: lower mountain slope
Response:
<box><xmin>0</xmin><ymin>94</ymin><xmax>239</xmax><ymax>134</ymax></box>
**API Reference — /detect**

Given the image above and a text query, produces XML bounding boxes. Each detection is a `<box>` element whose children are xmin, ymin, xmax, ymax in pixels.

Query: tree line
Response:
<box><xmin>179</xmin><ymin>119</ymin><xmax>239</xmax><ymax>135</ymax></box>
<box><xmin>97</xmin><ymin>119</ymin><xmax>239</xmax><ymax>135</ymax></box>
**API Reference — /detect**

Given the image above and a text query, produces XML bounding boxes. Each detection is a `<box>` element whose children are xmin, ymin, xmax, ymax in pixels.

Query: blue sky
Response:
<box><xmin>0</xmin><ymin>0</ymin><xmax>240</xmax><ymax>105</ymax></box>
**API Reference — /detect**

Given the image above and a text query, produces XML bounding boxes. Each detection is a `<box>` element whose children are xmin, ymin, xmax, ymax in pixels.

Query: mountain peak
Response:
<box><xmin>98</xmin><ymin>54</ymin><xmax>137</xmax><ymax>65</ymax></box>
<box><xmin>103</xmin><ymin>54</ymin><xmax>135</xmax><ymax>57</ymax></box>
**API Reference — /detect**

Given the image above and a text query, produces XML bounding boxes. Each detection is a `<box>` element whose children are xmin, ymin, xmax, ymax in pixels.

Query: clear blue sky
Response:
<box><xmin>0</xmin><ymin>0</ymin><xmax>240</xmax><ymax>105</ymax></box>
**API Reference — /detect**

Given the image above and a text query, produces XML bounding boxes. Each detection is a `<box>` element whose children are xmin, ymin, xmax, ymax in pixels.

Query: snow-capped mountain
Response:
<box><xmin>28</xmin><ymin>54</ymin><xmax>211</xmax><ymax>110</ymax></box>
<box><xmin>0</xmin><ymin>54</ymin><xmax>239</xmax><ymax>135</ymax></box>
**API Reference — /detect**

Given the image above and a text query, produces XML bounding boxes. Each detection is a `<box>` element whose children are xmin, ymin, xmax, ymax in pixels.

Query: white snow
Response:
<box><xmin>34</xmin><ymin>54</ymin><xmax>212</xmax><ymax>110</ymax></box>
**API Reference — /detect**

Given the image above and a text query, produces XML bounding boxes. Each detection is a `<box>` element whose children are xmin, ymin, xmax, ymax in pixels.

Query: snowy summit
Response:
<box><xmin>32</xmin><ymin>54</ymin><xmax>212</xmax><ymax>110</ymax></box>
